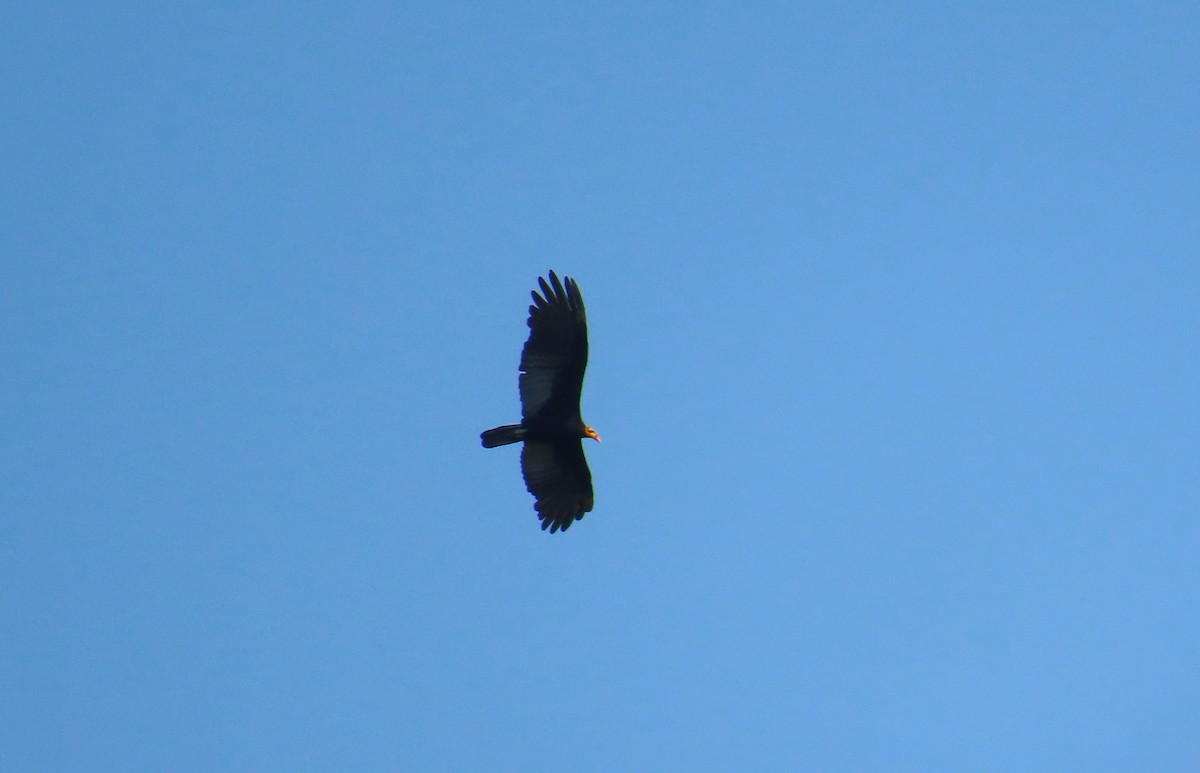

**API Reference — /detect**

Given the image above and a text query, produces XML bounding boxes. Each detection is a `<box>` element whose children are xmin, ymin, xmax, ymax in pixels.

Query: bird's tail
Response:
<box><xmin>481</xmin><ymin>424</ymin><xmax>526</xmax><ymax>448</ymax></box>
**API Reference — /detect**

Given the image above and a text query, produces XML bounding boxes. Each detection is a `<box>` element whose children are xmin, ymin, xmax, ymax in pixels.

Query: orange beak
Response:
<box><xmin>585</xmin><ymin>427</ymin><xmax>601</xmax><ymax>443</ymax></box>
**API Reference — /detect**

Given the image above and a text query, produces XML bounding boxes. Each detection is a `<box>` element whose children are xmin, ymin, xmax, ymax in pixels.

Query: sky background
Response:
<box><xmin>3</xmin><ymin>2</ymin><xmax>1198</xmax><ymax>770</ymax></box>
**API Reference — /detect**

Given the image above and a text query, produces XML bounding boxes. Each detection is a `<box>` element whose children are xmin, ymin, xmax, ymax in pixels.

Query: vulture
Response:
<box><xmin>481</xmin><ymin>270</ymin><xmax>600</xmax><ymax>533</ymax></box>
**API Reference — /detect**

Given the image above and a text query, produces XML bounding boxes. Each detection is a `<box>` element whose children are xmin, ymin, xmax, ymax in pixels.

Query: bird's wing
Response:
<box><xmin>521</xmin><ymin>439</ymin><xmax>594</xmax><ymax>533</ymax></box>
<box><xmin>519</xmin><ymin>271</ymin><xmax>588</xmax><ymax>422</ymax></box>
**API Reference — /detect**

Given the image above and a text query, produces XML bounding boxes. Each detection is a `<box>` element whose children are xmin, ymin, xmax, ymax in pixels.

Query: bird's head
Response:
<box><xmin>583</xmin><ymin>426</ymin><xmax>601</xmax><ymax>443</ymax></box>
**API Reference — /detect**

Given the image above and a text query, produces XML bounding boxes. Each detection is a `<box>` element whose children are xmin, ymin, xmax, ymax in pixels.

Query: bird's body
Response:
<box><xmin>481</xmin><ymin>271</ymin><xmax>599</xmax><ymax>533</ymax></box>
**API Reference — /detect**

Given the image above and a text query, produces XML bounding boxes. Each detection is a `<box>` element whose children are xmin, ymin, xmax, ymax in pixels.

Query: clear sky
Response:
<box><xmin>3</xmin><ymin>3</ymin><xmax>1197</xmax><ymax>771</ymax></box>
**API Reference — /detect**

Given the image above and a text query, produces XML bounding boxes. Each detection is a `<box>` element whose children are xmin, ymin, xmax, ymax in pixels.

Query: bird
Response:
<box><xmin>481</xmin><ymin>270</ymin><xmax>600</xmax><ymax>533</ymax></box>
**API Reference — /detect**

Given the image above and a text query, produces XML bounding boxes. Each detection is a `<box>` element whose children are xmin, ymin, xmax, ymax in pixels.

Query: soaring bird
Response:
<box><xmin>481</xmin><ymin>270</ymin><xmax>600</xmax><ymax>533</ymax></box>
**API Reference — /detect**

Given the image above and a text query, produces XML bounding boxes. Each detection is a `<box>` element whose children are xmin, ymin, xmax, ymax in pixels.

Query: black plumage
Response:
<box><xmin>481</xmin><ymin>271</ymin><xmax>600</xmax><ymax>533</ymax></box>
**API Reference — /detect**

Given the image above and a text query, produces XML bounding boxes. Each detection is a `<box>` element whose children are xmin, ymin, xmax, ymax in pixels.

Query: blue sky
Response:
<box><xmin>3</xmin><ymin>3</ymin><xmax>1197</xmax><ymax>770</ymax></box>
